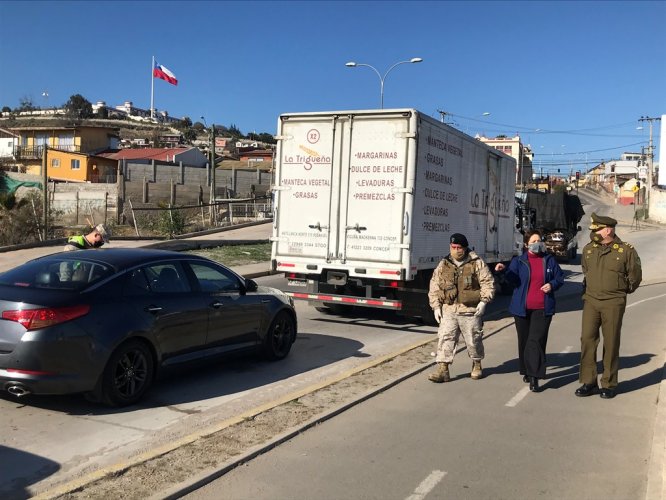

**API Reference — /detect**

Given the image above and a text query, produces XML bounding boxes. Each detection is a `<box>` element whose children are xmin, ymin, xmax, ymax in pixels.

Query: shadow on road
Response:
<box><xmin>0</xmin><ymin>445</ymin><xmax>60</xmax><ymax>500</ymax></box>
<box><xmin>0</xmin><ymin>333</ymin><xmax>366</xmax><ymax>415</ymax></box>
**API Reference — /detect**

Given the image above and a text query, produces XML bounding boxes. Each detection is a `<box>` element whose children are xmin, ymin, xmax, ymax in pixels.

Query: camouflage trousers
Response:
<box><xmin>435</xmin><ymin>310</ymin><xmax>485</xmax><ymax>364</ymax></box>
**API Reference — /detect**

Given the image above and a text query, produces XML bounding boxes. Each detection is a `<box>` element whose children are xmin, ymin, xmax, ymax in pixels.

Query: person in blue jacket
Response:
<box><xmin>495</xmin><ymin>229</ymin><xmax>564</xmax><ymax>392</ymax></box>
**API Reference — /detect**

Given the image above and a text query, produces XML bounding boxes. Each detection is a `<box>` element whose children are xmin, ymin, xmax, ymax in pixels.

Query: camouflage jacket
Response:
<box><xmin>428</xmin><ymin>251</ymin><xmax>495</xmax><ymax>314</ymax></box>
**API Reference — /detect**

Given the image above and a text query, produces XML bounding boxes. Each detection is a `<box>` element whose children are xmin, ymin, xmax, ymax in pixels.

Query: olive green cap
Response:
<box><xmin>589</xmin><ymin>212</ymin><xmax>617</xmax><ymax>230</ymax></box>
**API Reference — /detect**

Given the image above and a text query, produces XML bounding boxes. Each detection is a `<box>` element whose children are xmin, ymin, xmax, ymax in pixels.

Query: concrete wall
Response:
<box><xmin>650</xmin><ymin>187</ymin><xmax>666</xmax><ymax>223</ymax></box>
<box><xmin>121</xmin><ymin>161</ymin><xmax>272</xmax><ymax>205</ymax></box>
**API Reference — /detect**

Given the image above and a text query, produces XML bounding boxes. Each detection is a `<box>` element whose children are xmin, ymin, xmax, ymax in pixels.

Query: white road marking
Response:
<box><xmin>627</xmin><ymin>293</ymin><xmax>666</xmax><ymax>308</ymax></box>
<box><xmin>405</xmin><ymin>470</ymin><xmax>447</xmax><ymax>500</ymax></box>
<box><xmin>506</xmin><ymin>346</ymin><xmax>573</xmax><ymax>407</ymax></box>
<box><xmin>505</xmin><ymin>387</ymin><xmax>530</xmax><ymax>407</ymax></box>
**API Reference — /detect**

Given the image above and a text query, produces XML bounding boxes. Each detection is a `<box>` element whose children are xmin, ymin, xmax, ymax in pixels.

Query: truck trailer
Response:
<box><xmin>270</xmin><ymin>109</ymin><xmax>519</xmax><ymax>322</ymax></box>
<box><xmin>516</xmin><ymin>190</ymin><xmax>585</xmax><ymax>261</ymax></box>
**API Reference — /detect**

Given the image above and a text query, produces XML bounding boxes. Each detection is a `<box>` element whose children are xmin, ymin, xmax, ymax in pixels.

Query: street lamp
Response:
<box><xmin>345</xmin><ymin>57</ymin><xmax>423</xmax><ymax>108</ymax></box>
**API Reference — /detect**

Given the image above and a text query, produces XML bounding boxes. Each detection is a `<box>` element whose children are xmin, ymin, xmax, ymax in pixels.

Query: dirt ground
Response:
<box><xmin>52</xmin><ymin>342</ymin><xmax>438</xmax><ymax>499</ymax></box>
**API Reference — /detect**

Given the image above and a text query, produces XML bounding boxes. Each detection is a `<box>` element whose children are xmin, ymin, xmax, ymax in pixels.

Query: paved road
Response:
<box><xmin>2</xmin><ymin>191</ymin><xmax>665</xmax><ymax>499</ymax></box>
<box><xmin>182</xmin><ymin>188</ymin><xmax>666</xmax><ymax>500</ymax></box>
<box><xmin>186</xmin><ymin>282</ymin><xmax>666</xmax><ymax>500</ymax></box>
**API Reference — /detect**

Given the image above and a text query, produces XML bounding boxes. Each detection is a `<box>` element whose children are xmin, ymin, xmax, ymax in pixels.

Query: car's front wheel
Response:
<box><xmin>101</xmin><ymin>340</ymin><xmax>154</xmax><ymax>407</ymax></box>
<box><xmin>262</xmin><ymin>311</ymin><xmax>296</xmax><ymax>360</ymax></box>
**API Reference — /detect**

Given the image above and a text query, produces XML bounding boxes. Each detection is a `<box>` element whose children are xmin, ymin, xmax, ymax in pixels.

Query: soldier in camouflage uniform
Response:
<box><xmin>427</xmin><ymin>233</ymin><xmax>496</xmax><ymax>382</ymax></box>
<box><xmin>575</xmin><ymin>213</ymin><xmax>642</xmax><ymax>399</ymax></box>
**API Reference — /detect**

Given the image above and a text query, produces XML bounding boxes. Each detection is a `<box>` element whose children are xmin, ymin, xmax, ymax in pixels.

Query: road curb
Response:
<box><xmin>646</xmin><ymin>351</ymin><xmax>666</xmax><ymax>500</ymax></box>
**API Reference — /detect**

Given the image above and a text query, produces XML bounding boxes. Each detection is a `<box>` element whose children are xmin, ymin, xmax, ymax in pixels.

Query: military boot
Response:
<box><xmin>471</xmin><ymin>361</ymin><xmax>483</xmax><ymax>380</ymax></box>
<box><xmin>428</xmin><ymin>362</ymin><xmax>450</xmax><ymax>383</ymax></box>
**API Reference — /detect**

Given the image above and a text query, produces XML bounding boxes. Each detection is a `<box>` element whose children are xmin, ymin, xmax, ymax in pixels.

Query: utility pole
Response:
<box><xmin>638</xmin><ymin>115</ymin><xmax>661</xmax><ymax>219</ymax></box>
<box><xmin>209</xmin><ymin>124</ymin><xmax>217</xmax><ymax>225</ymax></box>
<box><xmin>42</xmin><ymin>145</ymin><xmax>48</xmax><ymax>241</ymax></box>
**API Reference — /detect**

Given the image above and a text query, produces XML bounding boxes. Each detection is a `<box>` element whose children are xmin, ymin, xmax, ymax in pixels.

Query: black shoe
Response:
<box><xmin>575</xmin><ymin>383</ymin><xmax>598</xmax><ymax>397</ymax></box>
<box><xmin>522</xmin><ymin>375</ymin><xmax>530</xmax><ymax>383</ymax></box>
<box><xmin>529</xmin><ymin>377</ymin><xmax>539</xmax><ymax>392</ymax></box>
<box><xmin>599</xmin><ymin>388</ymin><xmax>616</xmax><ymax>399</ymax></box>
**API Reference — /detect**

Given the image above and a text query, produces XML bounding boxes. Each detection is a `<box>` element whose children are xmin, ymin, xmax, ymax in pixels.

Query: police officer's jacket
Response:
<box><xmin>64</xmin><ymin>235</ymin><xmax>92</xmax><ymax>252</ymax></box>
<box><xmin>427</xmin><ymin>250</ymin><xmax>495</xmax><ymax>314</ymax></box>
<box><xmin>582</xmin><ymin>236</ymin><xmax>642</xmax><ymax>300</ymax></box>
<box><xmin>503</xmin><ymin>251</ymin><xmax>564</xmax><ymax>317</ymax></box>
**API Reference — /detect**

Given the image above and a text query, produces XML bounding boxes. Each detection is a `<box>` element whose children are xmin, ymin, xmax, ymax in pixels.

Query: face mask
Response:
<box><xmin>590</xmin><ymin>230</ymin><xmax>603</xmax><ymax>243</ymax></box>
<box><xmin>92</xmin><ymin>240</ymin><xmax>105</xmax><ymax>248</ymax></box>
<box><xmin>528</xmin><ymin>242</ymin><xmax>546</xmax><ymax>254</ymax></box>
<box><xmin>451</xmin><ymin>248</ymin><xmax>466</xmax><ymax>260</ymax></box>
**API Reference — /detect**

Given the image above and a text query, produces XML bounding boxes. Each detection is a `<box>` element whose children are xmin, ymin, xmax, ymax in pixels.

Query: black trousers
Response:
<box><xmin>514</xmin><ymin>310</ymin><xmax>552</xmax><ymax>379</ymax></box>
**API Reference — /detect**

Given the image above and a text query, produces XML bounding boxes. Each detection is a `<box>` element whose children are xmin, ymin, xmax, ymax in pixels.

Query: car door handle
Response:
<box><xmin>210</xmin><ymin>301</ymin><xmax>224</xmax><ymax>308</ymax></box>
<box><xmin>145</xmin><ymin>306</ymin><xmax>162</xmax><ymax>313</ymax></box>
<box><xmin>261</xmin><ymin>299</ymin><xmax>271</xmax><ymax>303</ymax></box>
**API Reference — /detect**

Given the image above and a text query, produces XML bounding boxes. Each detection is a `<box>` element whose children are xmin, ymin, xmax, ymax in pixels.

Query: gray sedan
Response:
<box><xmin>0</xmin><ymin>248</ymin><xmax>297</xmax><ymax>407</ymax></box>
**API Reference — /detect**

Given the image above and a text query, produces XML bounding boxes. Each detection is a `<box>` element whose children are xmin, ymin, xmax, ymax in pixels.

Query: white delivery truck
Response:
<box><xmin>270</xmin><ymin>109</ymin><xmax>519</xmax><ymax>322</ymax></box>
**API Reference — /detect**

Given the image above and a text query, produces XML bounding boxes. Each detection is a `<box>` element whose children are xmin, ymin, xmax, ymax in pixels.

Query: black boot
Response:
<box><xmin>575</xmin><ymin>383</ymin><xmax>598</xmax><ymax>397</ymax></box>
<box><xmin>529</xmin><ymin>377</ymin><xmax>539</xmax><ymax>392</ymax></box>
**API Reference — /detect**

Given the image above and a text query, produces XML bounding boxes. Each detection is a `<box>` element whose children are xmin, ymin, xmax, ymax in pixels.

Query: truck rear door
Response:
<box><xmin>339</xmin><ymin>113</ymin><xmax>411</xmax><ymax>265</ymax></box>
<box><xmin>273</xmin><ymin>112</ymin><xmax>412</xmax><ymax>270</ymax></box>
<box><xmin>273</xmin><ymin>115</ymin><xmax>337</xmax><ymax>261</ymax></box>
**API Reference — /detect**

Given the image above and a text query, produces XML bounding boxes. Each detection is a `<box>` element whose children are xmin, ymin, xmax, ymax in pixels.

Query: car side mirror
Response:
<box><xmin>245</xmin><ymin>279</ymin><xmax>258</xmax><ymax>293</ymax></box>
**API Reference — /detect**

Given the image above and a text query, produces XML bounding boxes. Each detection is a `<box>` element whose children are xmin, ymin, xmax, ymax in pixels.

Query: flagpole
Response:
<box><xmin>150</xmin><ymin>56</ymin><xmax>155</xmax><ymax>121</ymax></box>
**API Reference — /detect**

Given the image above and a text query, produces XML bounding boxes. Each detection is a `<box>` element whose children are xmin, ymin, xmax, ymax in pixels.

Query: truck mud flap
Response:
<box><xmin>286</xmin><ymin>292</ymin><xmax>402</xmax><ymax>310</ymax></box>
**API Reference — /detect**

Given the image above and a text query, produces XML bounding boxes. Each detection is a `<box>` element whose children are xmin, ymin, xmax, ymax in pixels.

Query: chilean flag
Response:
<box><xmin>153</xmin><ymin>61</ymin><xmax>178</xmax><ymax>86</ymax></box>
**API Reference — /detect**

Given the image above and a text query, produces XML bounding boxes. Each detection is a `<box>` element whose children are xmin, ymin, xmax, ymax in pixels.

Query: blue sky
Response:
<box><xmin>0</xmin><ymin>1</ymin><xmax>664</xmax><ymax>174</ymax></box>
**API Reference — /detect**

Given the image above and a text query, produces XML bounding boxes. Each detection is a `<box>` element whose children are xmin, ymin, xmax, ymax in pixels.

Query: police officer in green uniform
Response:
<box><xmin>575</xmin><ymin>213</ymin><xmax>642</xmax><ymax>399</ymax></box>
<box><xmin>60</xmin><ymin>224</ymin><xmax>111</xmax><ymax>281</ymax></box>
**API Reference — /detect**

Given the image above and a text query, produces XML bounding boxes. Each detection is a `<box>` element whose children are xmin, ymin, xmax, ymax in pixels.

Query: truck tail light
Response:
<box><xmin>2</xmin><ymin>305</ymin><xmax>90</xmax><ymax>331</ymax></box>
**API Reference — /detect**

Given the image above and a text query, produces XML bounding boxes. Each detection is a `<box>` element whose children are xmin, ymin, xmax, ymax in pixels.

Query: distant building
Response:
<box><xmin>9</xmin><ymin>125</ymin><xmax>120</xmax><ymax>182</ymax></box>
<box><xmin>476</xmin><ymin>134</ymin><xmax>533</xmax><ymax>184</ymax></box>
<box><xmin>0</xmin><ymin>128</ymin><xmax>19</xmax><ymax>160</ymax></box>
<box><xmin>98</xmin><ymin>147</ymin><xmax>208</xmax><ymax>167</ymax></box>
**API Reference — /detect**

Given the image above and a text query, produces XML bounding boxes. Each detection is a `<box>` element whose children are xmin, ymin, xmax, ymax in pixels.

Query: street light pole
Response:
<box><xmin>345</xmin><ymin>57</ymin><xmax>423</xmax><ymax>108</ymax></box>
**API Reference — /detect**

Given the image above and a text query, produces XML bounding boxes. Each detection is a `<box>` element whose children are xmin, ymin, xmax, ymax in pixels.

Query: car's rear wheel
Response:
<box><xmin>262</xmin><ymin>311</ymin><xmax>296</xmax><ymax>360</ymax></box>
<box><xmin>101</xmin><ymin>340</ymin><xmax>154</xmax><ymax>407</ymax></box>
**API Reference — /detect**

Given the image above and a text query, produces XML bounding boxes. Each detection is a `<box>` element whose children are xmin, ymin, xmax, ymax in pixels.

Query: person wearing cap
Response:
<box><xmin>494</xmin><ymin>229</ymin><xmax>564</xmax><ymax>392</ymax></box>
<box><xmin>60</xmin><ymin>224</ymin><xmax>111</xmax><ymax>281</ymax></box>
<box><xmin>576</xmin><ymin>212</ymin><xmax>642</xmax><ymax>399</ymax></box>
<box><xmin>63</xmin><ymin>224</ymin><xmax>111</xmax><ymax>251</ymax></box>
<box><xmin>427</xmin><ymin>232</ymin><xmax>495</xmax><ymax>383</ymax></box>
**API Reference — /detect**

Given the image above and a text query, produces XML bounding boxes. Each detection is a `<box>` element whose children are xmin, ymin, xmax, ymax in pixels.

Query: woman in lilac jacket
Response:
<box><xmin>495</xmin><ymin>230</ymin><xmax>564</xmax><ymax>392</ymax></box>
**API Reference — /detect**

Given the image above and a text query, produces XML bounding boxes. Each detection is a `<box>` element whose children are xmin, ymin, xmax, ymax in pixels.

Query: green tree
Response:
<box><xmin>177</xmin><ymin>116</ymin><xmax>193</xmax><ymax>129</ymax></box>
<box><xmin>258</xmin><ymin>132</ymin><xmax>276</xmax><ymax>144</ymax></box>
<box><xmin>1</xmin><ymin>106</ymin><xmax>11</xmax><ymax>113</ymax></box>
<box><xmin>95</xmin><ymin>106</ymin><xmax>109</xmax><ymax>119</ymax></box>
<box><xmin>228</xmin><ymin>123</ymin><xmax>242</xmax><ymax>138</ymax></box>
<box><xmin>16</xmin><ymin>96</ymin><xmax>37</xmax><ymax>112</ymax></box>
<box><xmin>64</xmin><ymin>94</ymin><xmax>93</xmax><ymax>119</ymax></box>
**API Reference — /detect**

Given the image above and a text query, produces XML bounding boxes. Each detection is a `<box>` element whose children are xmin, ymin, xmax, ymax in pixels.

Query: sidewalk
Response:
<box><xmin>581</xmin><ymin>186</ymin><xmax>664</xmax><ymax>230</ymax></box>
<box><xmin>0</xmin><ymin>221</ymin><xmax>274</xmax><ymax>279</ymax></box>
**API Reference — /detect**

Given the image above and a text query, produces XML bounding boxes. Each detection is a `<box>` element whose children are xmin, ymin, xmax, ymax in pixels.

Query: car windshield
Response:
<box><xmin>0</xmin><ymin>258</ymin><xmax>115</xmax><ymax>291</ymax></box>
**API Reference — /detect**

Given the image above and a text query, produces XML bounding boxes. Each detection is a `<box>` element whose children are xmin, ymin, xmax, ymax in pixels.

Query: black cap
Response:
<box><xmin>450</xmin><ymin>233</ymin><xmax>469</xmax><ymax>247</ymax></box>
<box><xmin>589</xmin><ymin>212</ymin><xmax>617</xmax><ymax>230</ymax></box>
